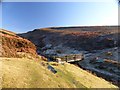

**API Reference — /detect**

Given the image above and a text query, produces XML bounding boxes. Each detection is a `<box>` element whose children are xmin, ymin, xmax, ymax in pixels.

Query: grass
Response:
<box><xmin>0</xmin><ymin>29</ymin><xmax>16</xmax><ymax>37</ymax></box>
<box><xmin>51</xmin><ymin>62</ymin><xmax>118</xmax><ymax>88</ymax></box>
<box><xmin>1</xmin><ymin>31</ymin><xmax>37</xmax><ymax>58</ymax></box>
<box><xmin>1</xmin><ymin>56</ymin><xmax>119</xmax><ymax>88</ymax></box>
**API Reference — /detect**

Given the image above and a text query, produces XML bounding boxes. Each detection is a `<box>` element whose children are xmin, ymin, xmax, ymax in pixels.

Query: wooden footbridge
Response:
<box><xmin>47</xmin><ymin>53</ymin><xmax>84</xmax><ymax>63</ymax></box>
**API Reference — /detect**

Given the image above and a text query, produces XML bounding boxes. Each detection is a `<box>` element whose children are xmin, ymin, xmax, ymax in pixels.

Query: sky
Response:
<box><xmin>1</xmin><ymin>1</ymin><xmax>118</xmax><ymax>33</ymax></box>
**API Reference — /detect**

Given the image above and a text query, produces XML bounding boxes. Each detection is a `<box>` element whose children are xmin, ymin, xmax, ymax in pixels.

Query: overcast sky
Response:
<box><xmin>1</xmin><ymin>1</ymin><xmax>118</xmax><ymax>33</ymax></box>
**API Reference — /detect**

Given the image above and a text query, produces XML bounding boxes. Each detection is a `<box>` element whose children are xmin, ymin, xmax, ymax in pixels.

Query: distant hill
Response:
<box><xmin>0</xmin><ymin>29</ymin><xmax>37</xmax><ymax>58</ymax></box>
<box><xmin>19</xmin><ymin>26</ymin><xmax>119</xmax><ymax>55</ymax></box>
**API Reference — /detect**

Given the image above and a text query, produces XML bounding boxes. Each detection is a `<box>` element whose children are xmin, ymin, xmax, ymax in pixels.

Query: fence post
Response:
<box><xmin>65</xmin><ymin>56</ymin><xmax>67</xmax><ymax>62</ymax></box>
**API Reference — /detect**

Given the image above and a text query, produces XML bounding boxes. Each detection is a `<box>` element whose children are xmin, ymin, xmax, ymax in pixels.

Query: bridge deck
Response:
<box><xmin>54</xmin><ymin>54</ymin><xmax>84</xmax><ymax>63</ymax></box>
<box><xmin>67</xmin><ymin>59</ymin><xmax>82</xmax><ymax>62</ymax></box>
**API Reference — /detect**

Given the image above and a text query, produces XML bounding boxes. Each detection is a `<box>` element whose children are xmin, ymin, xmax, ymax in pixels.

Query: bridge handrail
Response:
<box><xmin>53</xmin><ymin>53</ymin><xmax>84</xmax><ymax>62</ymax></box>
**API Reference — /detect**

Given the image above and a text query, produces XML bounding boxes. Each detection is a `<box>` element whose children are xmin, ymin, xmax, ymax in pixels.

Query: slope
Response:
<box><xmin>1</xmin><ymin>28</ymin><xmax>119</xmax><ymax>88</ymax></box>
<box><xmin>2</xmin><ymin>57</ymin><xmax>118</xmax><ymax>88</ymax></box>
<box><xmin>0</xmin><ymin>29</ymin><xmax>37</xmax><ymax>58</ymax></box>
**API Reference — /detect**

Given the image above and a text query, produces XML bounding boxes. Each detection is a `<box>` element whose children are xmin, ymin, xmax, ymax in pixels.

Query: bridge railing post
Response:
<box><xmin>65</xmin><ymin>56</ymin><xmax>67</xmax><ymax>62</ymax></box>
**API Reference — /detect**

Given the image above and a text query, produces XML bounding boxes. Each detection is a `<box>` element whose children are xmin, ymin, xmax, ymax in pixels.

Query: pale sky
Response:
<box><xmin>1</xmin><ymin>1</ymin><xmax>118</xmax><ymax>33</ymax></box>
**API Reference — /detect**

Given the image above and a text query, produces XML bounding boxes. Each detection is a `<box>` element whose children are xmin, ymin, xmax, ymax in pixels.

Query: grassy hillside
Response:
<box><xmin>2</xmin><ymin>56</ymin><xmax>118</xmax><ymax>88</ymax></box>
<box><xmin>0</xmin><ymin>29</ymin><xmax>37</xmax><ymax>58</ymax></box>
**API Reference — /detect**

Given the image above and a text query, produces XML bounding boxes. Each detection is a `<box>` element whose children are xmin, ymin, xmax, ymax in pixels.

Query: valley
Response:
<box><xmin>0</xmin><ymin>26</ymin><xmax>119</xmax><ymax>88</ymax></box>
<box><xmin>19</xmin><ymin>26</ymin><xmax>120</xmax><ymax>87</ymax></box>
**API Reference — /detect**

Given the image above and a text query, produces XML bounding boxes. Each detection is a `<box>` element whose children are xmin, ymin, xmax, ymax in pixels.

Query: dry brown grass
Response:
<box><xmin>1</xmin><ymin>29</ymin><xmax>37</xmax><ymax>58</ymax></box>
<box><xmin>1</xmin><ymin>56</ymin><xmax>118</xmax><ymax>88</ymax></box>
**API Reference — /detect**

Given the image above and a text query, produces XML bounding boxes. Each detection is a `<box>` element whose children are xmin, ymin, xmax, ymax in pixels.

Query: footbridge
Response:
<box><xmin>48</xmin><ymin>53</ymin><xmax>84</xmax><ymax>63</ymax></box>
